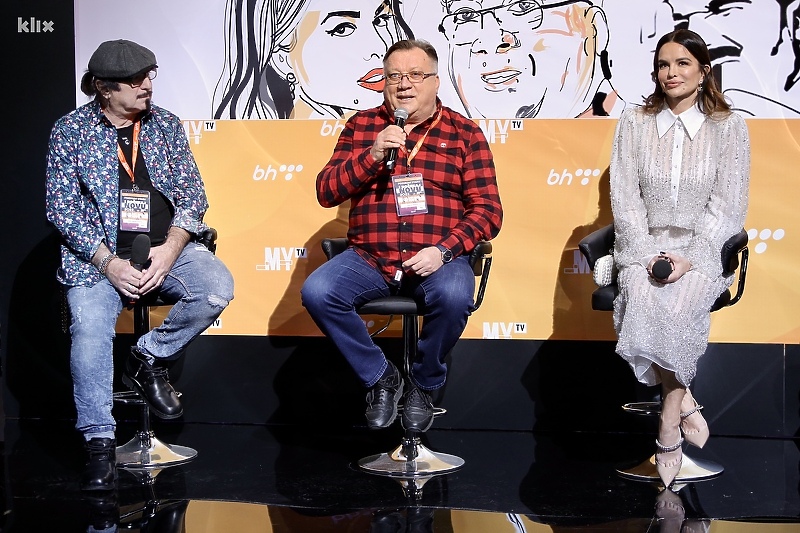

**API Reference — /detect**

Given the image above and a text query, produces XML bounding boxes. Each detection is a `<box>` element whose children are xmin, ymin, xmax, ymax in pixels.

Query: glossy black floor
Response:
<box><xmin>2</xmin><ymin>416</ymin><xmax>798</xmax><ymax>532</ymax></box>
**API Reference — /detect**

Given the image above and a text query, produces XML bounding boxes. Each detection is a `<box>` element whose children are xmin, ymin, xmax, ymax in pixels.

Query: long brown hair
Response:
<box><xmin>643</xmin><ymin>29</ymin><xmax>731</xmax><ymax>117</ymax></box>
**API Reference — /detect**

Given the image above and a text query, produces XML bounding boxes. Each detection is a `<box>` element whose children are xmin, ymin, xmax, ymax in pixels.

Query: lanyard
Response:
<box><xmin>117</xmin><ymin>121</ymin><xmax>141</xmax><ymax>188</ymax></box>
<box><xmin>406</xmin><ymin>108</ymin><xmax>443</xmax><ymax>167</ymax></box>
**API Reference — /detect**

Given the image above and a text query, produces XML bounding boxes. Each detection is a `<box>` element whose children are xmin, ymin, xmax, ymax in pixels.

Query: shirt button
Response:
<box><xmin>402</xmin><ymin>249</ymin><xmax>407</xmax><ymax>254</ymax></box>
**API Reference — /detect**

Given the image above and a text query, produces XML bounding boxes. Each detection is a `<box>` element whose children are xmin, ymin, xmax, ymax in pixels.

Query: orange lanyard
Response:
<box><xmin>406</xmin><ymin>108</ymin><xmax>443</xmax><ymax>167</ymax></box>
<box><xmin>117</xmin><ymin>121</ymin><xmax>140</xmax><ymax>188</ymax></box>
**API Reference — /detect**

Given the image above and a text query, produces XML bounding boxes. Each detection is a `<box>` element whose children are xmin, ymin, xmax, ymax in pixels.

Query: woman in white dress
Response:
<box><xmin>609</xmin><ymin>29</ymin><xmax>750</xmax><ymax>487</ymax></box>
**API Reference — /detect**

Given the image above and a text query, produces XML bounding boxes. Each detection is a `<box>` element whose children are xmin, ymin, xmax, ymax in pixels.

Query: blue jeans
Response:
<box><xmin>66</xmin><ymin>242</ymin><xmax>234</xmax><ymax>440</ymax></box>
<box><xmin>301</xmin><ymin>248</ymin><xmax>475</xmax><ymax>390</ymax></box>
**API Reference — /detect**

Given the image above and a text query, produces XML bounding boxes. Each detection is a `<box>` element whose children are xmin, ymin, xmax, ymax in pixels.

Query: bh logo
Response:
<box><xmin>256</xmin><ymin>247</ymin><xmax>308</xmax><ymax>271</ymax></box>
<box><xmin>483</xmin><ymin>322</ymin><xmax>527</xmax><ymax>339</ymax></box>
<box><xmin>547</xmin><ymin>168</ymin><xmax>603</xmax><ymax>186</ymax></box>
<box><xmin>320</xmin><ymin>121</ymin><xmax>345</xmax><ymax>137</ymax></box>
<box><xmin>748</xmin><ymin>228</ymin><xmax>785</xmax><ymax>253</ymax></box>
<box><xmin>477</xmin><ymin>119</ymin><xmax>524</xmax><ymax>144</ymax></box>
<box><xmin>253</xmin><ymin>164</ymin><xmax>303</xmax><ymax>181</ymax></box>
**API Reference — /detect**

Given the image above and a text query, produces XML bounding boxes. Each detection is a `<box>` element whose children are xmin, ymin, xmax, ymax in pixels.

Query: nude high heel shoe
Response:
<box><xmin>680</xmin><ymin>390</ymin><xmax>709</xmax><ymax>448</ymax></box>
<box><xmin>655</xmin><ymin>437</ymin><xmax>683</xmax><ymax>488</ymax></box>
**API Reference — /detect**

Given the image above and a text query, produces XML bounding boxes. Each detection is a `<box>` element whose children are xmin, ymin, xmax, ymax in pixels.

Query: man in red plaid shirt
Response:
<box><xmin>301</xmin><ymin>39</ymin><xmax>502</xmax><ymax>432</ymax></box>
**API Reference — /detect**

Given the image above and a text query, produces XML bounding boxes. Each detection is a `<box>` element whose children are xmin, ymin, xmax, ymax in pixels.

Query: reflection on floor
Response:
<box><xmin>2</xmin><ymin>419</ymin><xmax>798</xmax><ymax>531</ymax></box>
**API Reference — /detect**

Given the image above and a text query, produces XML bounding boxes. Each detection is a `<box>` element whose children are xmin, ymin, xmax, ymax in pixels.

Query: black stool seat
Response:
<box><xmin>358</xmin><ymin>296</ymin><xmax>420</xmax><ymax>316</ymax></box>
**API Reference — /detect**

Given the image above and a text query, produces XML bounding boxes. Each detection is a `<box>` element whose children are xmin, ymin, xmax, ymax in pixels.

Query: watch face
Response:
<box><xmin>442</xmin><ymin>249</ymin><xmax>453</xmax><ymax>263</ymax></box>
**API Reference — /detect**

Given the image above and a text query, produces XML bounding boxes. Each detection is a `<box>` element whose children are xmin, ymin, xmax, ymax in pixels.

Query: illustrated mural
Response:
<box><xmin>74</xmin><ymin>0</ymin><xmax>800</xmax><ymax>119</ymax></box>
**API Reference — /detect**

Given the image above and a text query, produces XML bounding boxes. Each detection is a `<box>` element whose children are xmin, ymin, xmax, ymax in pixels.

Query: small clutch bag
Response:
<box><xmin>592</xmin><ymin>254</ymin><xmax>617</xmax><ymax>287</ymax></box>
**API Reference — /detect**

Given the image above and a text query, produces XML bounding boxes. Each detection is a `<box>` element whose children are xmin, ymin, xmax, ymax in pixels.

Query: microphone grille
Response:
<box><xmin>394</xmin><ymin>108</ymin><xmax>409</xmax><ymax>121</ymax></box>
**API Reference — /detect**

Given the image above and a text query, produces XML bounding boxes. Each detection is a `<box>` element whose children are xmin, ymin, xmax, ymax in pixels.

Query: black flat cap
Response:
<box><xmin>88</xmin><ymin>39</ymin><xmax>157</xmax><ymax>79</ymax></box>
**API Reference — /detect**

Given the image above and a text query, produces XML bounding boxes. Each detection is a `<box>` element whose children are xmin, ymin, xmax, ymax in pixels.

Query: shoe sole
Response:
<box><xmin>121</xmin><ymin>374</ymin><xmax>184</xmax><ymax>419</ymax></box>
<box><xmin>366</xmin><ymin>381</ymin><xmax>404</xmax><ymax>429</ymax></box>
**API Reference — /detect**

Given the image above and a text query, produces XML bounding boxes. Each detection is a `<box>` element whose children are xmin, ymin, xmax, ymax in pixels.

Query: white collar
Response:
<box><xmin>656</xmin><ymin>104</ymin><xmax>705</xmax><ymax>139</ymax></box>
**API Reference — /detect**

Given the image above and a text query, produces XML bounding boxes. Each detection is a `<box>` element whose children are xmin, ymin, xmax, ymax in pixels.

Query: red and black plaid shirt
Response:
<box><xmin>316</xmin><ymin>100</ymin><xmax>503</xmax><ymax>283</ymax></box>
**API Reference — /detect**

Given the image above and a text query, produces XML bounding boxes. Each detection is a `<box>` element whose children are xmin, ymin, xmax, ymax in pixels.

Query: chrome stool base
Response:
<box><xmin>358</xmin><ymin>437</ymin><xmax>464</xmax><ymax>499</ymax></box>
<box><xmin>116</xmin><ymin>432</ymin><xmax>197</xmax><ymax>469</ymax></box>
<box><xmin>616</xmin><ymin>452</ymin><xmax>724</xmax><ymax>484</ymax></box>
<box><xmin>114</xmin><ymin>391</ymin><xmax>197</xmax><ymax>470</ymax></box>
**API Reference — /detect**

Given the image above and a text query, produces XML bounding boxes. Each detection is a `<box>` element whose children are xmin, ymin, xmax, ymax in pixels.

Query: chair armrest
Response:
<box><xmin>578</xmin><ymin>224</ymin><xmax>614</xmax><ymax>269</ymax></box>
<box><xmin>721</xmin><ymin>229</ymin><xmax>748</xmax><ymax>276</ymax></box>
<box><xmin>321</xmin><ymin>238</ymin><xmax>349</xmax><ymax>260</ymax></box>
<box><xmin>469</xmin><ymin>241</ymin><xmax>493</xmax><ymax>311</ymax></box>
<box><xmin>721</xmin><ymin>229</ymin><xmax>749</xmax><ymax>306</ymax></box>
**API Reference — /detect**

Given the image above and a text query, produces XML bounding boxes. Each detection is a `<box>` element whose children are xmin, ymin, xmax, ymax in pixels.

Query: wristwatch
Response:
<box><xmin>437</xmin><ymin>245</ymin><xmax>453</xmax><ymax>263</ymax></box>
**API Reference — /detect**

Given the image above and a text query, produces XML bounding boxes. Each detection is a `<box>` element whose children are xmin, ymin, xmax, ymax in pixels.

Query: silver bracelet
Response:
<box><xmin>97</xmin><ymin>253</ymin><xmax>117</xmax><ymax>276</ymax></box>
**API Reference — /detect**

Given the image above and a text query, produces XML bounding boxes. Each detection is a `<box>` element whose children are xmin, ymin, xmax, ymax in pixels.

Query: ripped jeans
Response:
<box><xmin>66</xmin><ymin>242</ymin><xmax>234</xmax><ymax>440</ymax></box>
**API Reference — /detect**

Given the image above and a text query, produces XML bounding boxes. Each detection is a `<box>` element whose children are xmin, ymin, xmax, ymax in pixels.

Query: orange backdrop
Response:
<box><xmin>169</xmin><ymin>118</ymin><xmax>799</xmax><ymax>343</ymax></box>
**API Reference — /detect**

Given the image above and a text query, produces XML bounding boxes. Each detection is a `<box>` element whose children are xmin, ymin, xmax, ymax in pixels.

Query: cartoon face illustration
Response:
<box><xmin>439</xmin><ymin>0</ymin><xmax>609</xmax><ymax>118</ymax></box>
<box><xmin>282</xmin><ymin>0</ymin><xmax>401</xmax><ymax>116</ymax></box>
<box><xmin>214</xmin><ymin>0</ymin><xmax>407</xmax><ymax>119</ymax></box>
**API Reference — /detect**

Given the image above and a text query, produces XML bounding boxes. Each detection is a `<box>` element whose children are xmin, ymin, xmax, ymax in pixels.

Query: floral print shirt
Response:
<box><xmin>46</xmin><ymin>101</ymin><xmax>208</xmax><ymax>287</ymax></box>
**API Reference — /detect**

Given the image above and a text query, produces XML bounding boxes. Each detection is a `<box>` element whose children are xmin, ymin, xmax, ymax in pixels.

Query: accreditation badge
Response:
<box><xmin>119</xmin><ymin>189</ymin><xmax>151</xmax><ymax>232</ymax></box>
<box><xmin>392</xmin><ymin>173</ymin><xmax>428</xmax><ymax>216</ymax></box>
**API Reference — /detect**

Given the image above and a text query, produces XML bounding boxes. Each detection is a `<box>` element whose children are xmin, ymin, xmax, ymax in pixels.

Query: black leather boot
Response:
<box><xmin>80</xmin><ymin>437</ymin><xmax>117</xmax><ymax>491</ymax></box>
<box><xmin>123</xmin><ymin>348</ymin><xmax>183</xmax><ymax>419</ymax></box>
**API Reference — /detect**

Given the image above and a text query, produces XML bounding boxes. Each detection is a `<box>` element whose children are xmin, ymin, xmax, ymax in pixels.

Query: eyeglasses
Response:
<box><xmin>126</xmin><ymin>69</ymin><xmax>158</xmax><ymax>88</ymax></box>
<box><xmin>386</xmin><ymin>71</ymin><xmax>437</xmax><ymax>84</ymax></box>
<box><xmin>439</xmin><ymin>0</ymin><xmax>592</xmax><ymax>38</ymax></box>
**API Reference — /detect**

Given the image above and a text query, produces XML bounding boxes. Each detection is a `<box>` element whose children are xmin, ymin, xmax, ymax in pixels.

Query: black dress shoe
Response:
<box><xmin>123</xmin><ymin>348</ymin><xmax>183</xmax><ymax>419</ymax></box>
<box><xmin>365</xmin><ymin>361</ymin><xmax>404</xmax><ymax>429</ymax></box>
<box><xmin>80</xmin><ymin>438</ymin><xmax>117</xmax><ymax>491</ymax></box>
<box><xmin>401</xmin><ymin>387</ymin><xmax>434</xmax><ymax>432</ymax></box>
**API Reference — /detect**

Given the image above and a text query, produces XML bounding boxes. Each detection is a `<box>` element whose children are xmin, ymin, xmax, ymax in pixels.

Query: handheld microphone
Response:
<box><xmin>651</xmin><ymin>257</ymin><xmax>673</xmax><ymax>280</ymax></box>
<box><xmin>130</xmin><ymin>234</ymin><xmax>151</xmax><ymax>272</ymax></box>
<box><xmin>385</xmin><ymin>108</ymin><xmax>408</xmax><ymax>171</ymax></box>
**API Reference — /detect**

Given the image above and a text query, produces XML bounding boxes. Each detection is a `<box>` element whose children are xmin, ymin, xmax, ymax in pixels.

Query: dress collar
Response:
<box><xmin>656</xmin><ymin>104</ymin><xmax>705</xmax><ymax>140</ymax></box>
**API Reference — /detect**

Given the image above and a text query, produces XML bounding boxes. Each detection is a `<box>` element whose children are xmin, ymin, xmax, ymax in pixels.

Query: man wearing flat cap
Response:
<box><xmin>45</xmin><ymin>39</ymin><xmax>234</xmax><ymax>491</ymax></box>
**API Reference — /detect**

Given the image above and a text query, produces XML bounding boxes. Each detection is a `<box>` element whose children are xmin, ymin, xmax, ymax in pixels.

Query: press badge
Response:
<box><xmin>392</xmin><ymin>173</ymin><xmax>428</xmax><ymax>216</ymax></box>
<box><xmin>119</xmin><ymin>189</ymin><xmax>151</xmax><ymax>232</ymax></box>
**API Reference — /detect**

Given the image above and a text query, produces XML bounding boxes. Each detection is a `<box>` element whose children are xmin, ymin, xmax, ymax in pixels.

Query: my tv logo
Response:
<box><xmin>256</xmin><ymin>247</ymin><xmax>308</xmax><ymax>271</ymax></box>
<box><xmin>547</xmin><ymin>168</ymin><xmax>602</xmax><ymax>186</ymax></box>
<box><xmin>252</xmin><ymin>164</ymin><xmax>303</xmax><ymax>181</ymax></box>
<box><xmin>477</xmin><ymin>119</ymin><xmax>523</xmax><ymax>144</ymax></box>
<box><xmin>18</xmin><ymin>17</ymin><xmax>54</xmax><ymax>33</ymax></box>
<box><xmin>205</xmin><ymin>318</ymin><xmax>223</xmax><ymax>331</ymax></box>
<box><xmin>483</xmin><ymin>322</ymin><xmax>527</xmax><ymax>339</ymax></box>
<box><xmin>564</xmin><ymin>250</ymin><xmax>591</xmax><ymax>275</ymax></box>
<box><xmin>182</xmin><ymin>120</ymin><xmax>216</xmax><ymax>145</ymax></box>
<box><xmin>320</xmin><ymin>121</ymin><xmax>345</xmax><ymax>137</ymax></box>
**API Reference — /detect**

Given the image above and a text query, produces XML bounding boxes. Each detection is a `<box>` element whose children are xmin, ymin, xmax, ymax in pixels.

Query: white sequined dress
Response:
<box><xmin>609</xmin><ymin>105</ymin><xmax>750</xmax><ymax>386</ymax></box>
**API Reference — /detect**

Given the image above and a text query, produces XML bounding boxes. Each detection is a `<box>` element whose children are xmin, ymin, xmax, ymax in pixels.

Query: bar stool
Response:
<box><xmin>321</xmin><ymin>238</ymin><xmax>493</xmax><ymax>498</ymax></box>
<box><xmin>113</xmin><ymin>293</ymin><xmax>197</xmax><ymax>470</ymax></box>
<box><xmin>114</xmin><ymin>229</ymin><xmax>218</xmax><ymax>471</ymax></box>
<box><xmin>578</xmin><ymin>224</ymin><xmax>749</xmax><ymax>484</ymax></box>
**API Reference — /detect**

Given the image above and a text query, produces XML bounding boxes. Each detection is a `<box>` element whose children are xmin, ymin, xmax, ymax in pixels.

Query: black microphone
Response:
<box><xmin>130</xmin><ymin>234</ymin><xmax>151</xmax><ymax>272</ymax></box>
<box><xmin>651</xmin><ymin>257</ymin><xmax>673</xmax><ymax>280</ymax></box>
<box><xmin>385</xmin><ymin>108</ymin><xmax>408</xmax><ymax>171</ymax></box>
